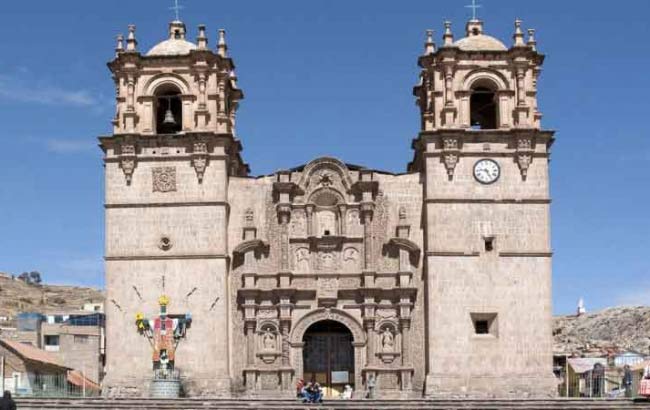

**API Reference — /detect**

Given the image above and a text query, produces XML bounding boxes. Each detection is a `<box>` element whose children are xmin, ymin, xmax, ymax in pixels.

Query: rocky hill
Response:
<box><xmin>553</xmin><ymin>306</ymin><xmax>650</xmax><ymax>357</ymax></box>
<box><xmin>0</xmin><ymin>273</ymin><xmax>104</xmax><ymax>319</ymax></box>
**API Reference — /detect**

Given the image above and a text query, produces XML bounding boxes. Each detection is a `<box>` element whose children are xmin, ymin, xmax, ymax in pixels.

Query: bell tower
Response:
<box><xmin>100</xmin><ymin>20</ymin><xmax>247</xmax><ymax>396</ymax></box>
<box><xmin>411</xmin><ymin>18</ymin><xmax>556</xmax><ymax>397</ymax></box>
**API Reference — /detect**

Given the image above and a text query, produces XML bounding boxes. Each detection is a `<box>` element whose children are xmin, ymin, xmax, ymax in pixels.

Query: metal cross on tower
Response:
<box><xmin>170</xmin><ymin>0</ymin><xmax>184</xmax><ymax>21</ymax></box>
<box><xmin>465</xmin><ymin>0</ymin><xmax>482</xmax><ymax>20</ymax></box>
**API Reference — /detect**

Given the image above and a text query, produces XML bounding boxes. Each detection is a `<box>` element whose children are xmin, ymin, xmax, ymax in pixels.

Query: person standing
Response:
<box><xmin>622</xmin><ymin>365</ymin><xmax>633</xmax><ymax>398</ymax></box>
<box><xmin>0</xmin><ymin>391</ymin><xmax>16</xmax><ymax>410</ymax></box>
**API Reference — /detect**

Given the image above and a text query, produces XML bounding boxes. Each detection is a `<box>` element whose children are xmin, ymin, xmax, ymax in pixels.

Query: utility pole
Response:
<box><xmin>1</xmin><ymin>355</ymin><xmax>5</xmax><ymax>393</ymax></box>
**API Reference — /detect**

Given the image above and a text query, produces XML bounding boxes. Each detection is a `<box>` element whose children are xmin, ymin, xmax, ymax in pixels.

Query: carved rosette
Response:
<box><xmin>442</xmin><ymin>136</ymin><xmax>460</xmax><ymax>180</ymax></box>
<box><xmin>192</xmin><ymin>142</ymin><xmax>208</xmax><ymax>183</ymax></box>
<box><xmin>119</xmin><ymin>144</ymin><xmax>136</xmax><ymax>185</ymax></box>
<box><xmin>515</xmin><ymin>136</ymin><xmax>534</xmax><ymax>180</ymax></box>
<box><xmin>152</xmin><ymin>167</ymin><xmax>177</xmax><ymax>193</ymax></box>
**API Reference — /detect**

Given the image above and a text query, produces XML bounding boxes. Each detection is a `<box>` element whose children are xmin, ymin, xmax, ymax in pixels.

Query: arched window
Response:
<box><xmin>155</xmin><ymin>85</ymin><xmax>182</xmax><ymax>134</ymax></box>
<box><xmin>470</xmin><ymin>85</ymin><xmax>498</xmax><ymax>130</ymax></box>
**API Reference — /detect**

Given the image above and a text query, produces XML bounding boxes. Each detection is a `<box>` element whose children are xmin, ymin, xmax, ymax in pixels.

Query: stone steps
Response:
<box><xmin>13</xmin><ymin>398</ymin><xmax>650</xmax><ymax>410</ymax></box>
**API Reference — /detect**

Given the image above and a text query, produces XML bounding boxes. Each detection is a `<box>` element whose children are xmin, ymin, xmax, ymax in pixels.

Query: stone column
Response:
<box><xmin>278</xmin><ymin>208</ymin><xmax>290</xmax><ymax>272</ymax></box>
<box><xmin>338</xmin><ymin>204</ymin><xmax>347</xmax><ymax>236</ymax></box>
<box><xmin>364</xmin><ymin>320</ymin><xmax>375</xmax><ymax>366</ymax></box>
<box><xmin>400</xmin><ymin>319</ymin><xmax>410</xmax><ymax>366</ymax></box>
<box><xmin>305</xmin><ymin>205</ymin><xmax>314</xmax><ymax>237</ymax></box>
<box><xmin>246</xmin><ymin>322</ymin><xmax>256</xmax><ymax>366</ymax></box>
<box><xmin>516</xmin><ymin>68</ymin><xmax>526</xmax><ymax>107</ymax></box>
<box><xmin>361</xmin><ymin>204</ymin><xmax>374</xmax><ymax>271</ymax></box>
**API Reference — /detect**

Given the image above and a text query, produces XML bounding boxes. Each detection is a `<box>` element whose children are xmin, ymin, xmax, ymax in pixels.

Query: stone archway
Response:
<box><xmin>290</xmin><ymin>309</ymin><xmax>366</xmax><ymax>395</ymax></box>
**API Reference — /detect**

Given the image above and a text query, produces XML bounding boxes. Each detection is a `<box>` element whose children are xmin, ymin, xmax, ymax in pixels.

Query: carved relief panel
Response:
<box><xmin>347</xmin><ymin>209</ymin><xmax>363</xmax><ymax>237</ymax></box>
<box><xmin>293</xmin><ymin>247</ymin><xmax>311</xmax><ymax>273</ymax></box>
<box><xmin>290</xmin><ymin>209</ymin><xmax>307</xmax><ymax>237</ymax></box>
<box><xmin>152</xmin><ymin>167</ymin><xmax>177</xmax><ymax>193</ymax></box>
<box><xmin>342</xmin><ymin>247</ymin><xmax>360</xmax><ymax>273</ymax></box>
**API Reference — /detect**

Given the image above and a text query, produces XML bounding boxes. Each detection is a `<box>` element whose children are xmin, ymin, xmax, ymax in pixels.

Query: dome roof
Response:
<box><xmin>454</xmin><ymin>34</ymin><xmax>507</xmax><ymax>52</ymax></box>
<box><xmin>146</xmin><ymin>38</ymin><xmax>197</xmax><ymax>56</ymax></box>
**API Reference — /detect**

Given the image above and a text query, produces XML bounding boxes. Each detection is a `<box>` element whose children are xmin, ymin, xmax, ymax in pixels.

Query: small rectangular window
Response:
<box><xmin>44</xmin><ymin>335</ymin><xmax>60</xmax><ymax>346</ymax></box>
<box><xmin>474</xmin><ymin>320</ymin><xmax>489</xmax><ymax>334</ymax></box>
<box><xmin>471</xmin><ymin>313</ymin><xmax>498</xmax><ymax>337</ymax></box>
<box><xmin>484</xmin><ymin>237</ymin><xmax>495</xmax><ymax>252</ymax></box>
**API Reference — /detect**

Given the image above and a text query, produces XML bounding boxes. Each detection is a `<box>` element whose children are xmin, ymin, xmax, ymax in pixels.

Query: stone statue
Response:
<box><xmin>262</xmin><ymin>328</ymin><xmax>276</xmax><ymax>350</ymax></box>
<box><xmin>381</xmin><ymin>328</ymin><xmax>394</xmax><ymax>351</ymax></box>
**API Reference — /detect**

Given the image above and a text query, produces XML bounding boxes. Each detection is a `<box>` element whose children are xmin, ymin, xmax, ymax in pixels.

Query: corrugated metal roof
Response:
<box><xmin>568</xmin><ymin>357</ymin><xmax>607</xmax><ymax>374</ymax></box>
<box><xmin>0</xmin><ymin>338</ymin><xmax>67</xmax><ymax>369</ymax></box>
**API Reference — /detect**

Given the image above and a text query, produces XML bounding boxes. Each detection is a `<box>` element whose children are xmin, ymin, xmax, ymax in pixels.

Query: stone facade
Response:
<box><xmin>101</xmin><ymin>17</ymin><xmax>556</xmax><ymax>398</ymax></box>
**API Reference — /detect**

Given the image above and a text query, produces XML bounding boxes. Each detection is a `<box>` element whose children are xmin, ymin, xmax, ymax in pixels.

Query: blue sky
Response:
<box><xmin>0</xmin><ymin>0</ymin><xmax>648</xmax><ymax>315</ymax></box>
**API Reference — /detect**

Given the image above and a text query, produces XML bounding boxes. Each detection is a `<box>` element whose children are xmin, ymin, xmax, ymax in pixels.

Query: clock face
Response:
<box><xmin>473</xmin><ymin>159</ymin><xmax>500</xmax><ymax>184</ymax></box>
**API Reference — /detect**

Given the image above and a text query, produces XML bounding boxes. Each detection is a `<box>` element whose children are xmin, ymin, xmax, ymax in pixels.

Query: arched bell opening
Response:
<box><xmin>470</xmin><ymin>84</ymin><xmax>499</xmax><ymax>130</ymax></box>
<box><xmin>302</xmin><ymin>320</ymin><xmax>354</xmax><ymax>398</ymax></box>
<box><xmin>154</xmin><ymin>84</ymin><xmax>183</xmax><ymax>134</ymax></box>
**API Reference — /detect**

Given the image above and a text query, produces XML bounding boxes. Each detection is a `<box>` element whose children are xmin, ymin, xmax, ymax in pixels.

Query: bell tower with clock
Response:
<box><xmin>99</xmin><ymin>20</ymin><xmax>247</xmax><ymax>396</ymax></box>
<box><xmin>411</xmin><ymin>18</ymin><xmax>557</xmax><ymax>397</ymax></box>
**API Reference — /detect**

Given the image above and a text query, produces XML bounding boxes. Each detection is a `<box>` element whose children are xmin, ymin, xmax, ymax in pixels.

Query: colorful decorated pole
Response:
<box><xmin>135</xmin><ymin>295</ymin><xmax>192</xmax><ymax>374</ymax></box>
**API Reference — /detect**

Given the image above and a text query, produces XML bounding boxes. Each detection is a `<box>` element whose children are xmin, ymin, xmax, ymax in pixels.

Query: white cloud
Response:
<box><xmin>0</xmin><ymin>74</ymin><xmax>97</xmax><ymax>107</ymax></box>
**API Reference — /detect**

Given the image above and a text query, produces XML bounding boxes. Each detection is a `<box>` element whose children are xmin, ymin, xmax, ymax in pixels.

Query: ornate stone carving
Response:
<box><xmin>262</xmin><ymin>329</ymin><xmax>277</xmax><ymax>351</ymax></box>
<box><xmin>343</xmin><ymin>247</ymin><xmax>360</xmax><ymax>272</ymax></box>
<box><xmin>192</xmin><ymin>142</ymin><xmax>208</xmax><ymax>183</ymax></box>
<box><xmin>381</xmin><ymin>328</ymin><xmax>395</xmax><ymax>352</ymax></box>
<box><xmin>347</xmin><ymin>209</ymin><xmax>362</xmax><ymax>236</ymax></box>
<box><xmin>294</xmin><ymin>247</ymin><xmax>310</xmax><ymax>273</ymax></box>
<box><xmin>244</xmin><ymin>208</ymin><xmax>255</xmax><ymax>226</ymax></box>
<box><xmin>376</xmin><ymin>323</ymin><xmax>400</xmax><ymax>364</ymax></box>
<box><xmin>119</xmin><ymin>144</ymin><xmax>136</xmax><ymax>185</ymax></box>
<box><xmin>443</xmin><ymin>153</ymin><xmax>459</xmax><ymax>179</ymax></box>
<box><xmin>317</xmin><ymin>277</ymin><xmax>338</xmax><ymax>300</ymax></box>
<box><xmin>290</xmin><ymin>210</ymin><xmax>306</xmax><ymax>237</ymax></box>
<box><xmin>152</xmin><ymin>167</ymin><xmax>176</xmax><ymax>193</ymax></box>
<box><xmin>516</xmin><ymin>136</ymin><xmax>534</xmax><ymax>181</ymax></box>
<box><xmin>318</xmin><ymin>251</ymin><xmax>338</xmax><ymax>271</ymax></box>
<box><xmin>442</xmin><ymin>137</ymin><xmax>461</xmax><ymax>180</ymax></box>
<box><xmin>257</xmin><ymin>323</ymin><xmax>281</xmax><ymax>364</ymax></box>
<box><xmin>317</xmin><ymin>170</ymin><xmax>334</xmax><ymax>187</ymax></box>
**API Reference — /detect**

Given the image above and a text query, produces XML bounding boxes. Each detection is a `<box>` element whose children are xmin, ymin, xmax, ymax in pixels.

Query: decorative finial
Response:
<box><xmin>217</xmin><ymin>29</ymin><xmax>228</xmax><ymax>57</ymax></box>
<box><xmin>197</xmin><ymin>24</ymin><xmax>208</xmax><ymax>49</ymax></box>
<box><xmin>513</xmin><ymin>19</ymin><xmax>525</xmax><ymax>47</ymax></box>
<box><xmin>115</xmin><ymin>34</ymin><xmax>124</xmax><ymax>56</ymax></box>
<box><xmin>527</xmin><ymin>28</ymin><xmax>537</xmax><ymax>51</ymax></box>
<box><xmin>126</xmin><ymin>25</ymin><xmax>138</xmax><ymax>52</ymax></box>
<box><xmin>465</xmin><ymin>0</ymin><xmax>481</xmax><ymax>21</ymax></box>
<box><xmin>443</xmin><ymin>21</ymin><xmax>454</xmax><ymax>46</ymax></box>
<box><xmin>170</xmin><ymin>0</ymin><xmax>184</xmax><ymax>22</ymax></box>
<box><xmin>425</xmin><ymin>29</ymin><xmax>436</xmax><ymax>54</ymax></box>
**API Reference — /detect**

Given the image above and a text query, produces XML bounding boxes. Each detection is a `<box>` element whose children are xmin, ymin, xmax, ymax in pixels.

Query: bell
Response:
<box><xmin>163</xmin><ymin>108</ymin><xmax>176</xmax><ymax>125</ymax></box>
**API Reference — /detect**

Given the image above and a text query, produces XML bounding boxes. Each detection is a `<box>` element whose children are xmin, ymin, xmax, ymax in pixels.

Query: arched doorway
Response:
<box><xmin>302</xmin><ymin>320</ymin><xmax>354</xmax><ymax>398</ymax></box>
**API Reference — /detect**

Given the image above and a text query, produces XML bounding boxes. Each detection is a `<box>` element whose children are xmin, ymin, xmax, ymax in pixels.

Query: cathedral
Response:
<box><xmin>100</xmin><ymin>15</ymin><xmax>556</xmax><ymax>398</ymax></box>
